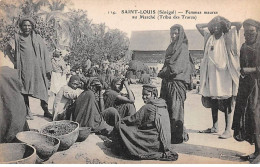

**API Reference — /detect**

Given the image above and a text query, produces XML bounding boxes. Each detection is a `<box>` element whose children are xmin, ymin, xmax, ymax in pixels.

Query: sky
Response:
<box><xmin>69</xmin><ymin>0</ymin><xmax>260</xmax><ymax>37</ymax></box>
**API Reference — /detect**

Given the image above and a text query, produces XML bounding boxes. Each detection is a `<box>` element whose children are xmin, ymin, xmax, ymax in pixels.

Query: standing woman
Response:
<box><xmin>197</xmin><ymin>16</ymin><xmax>241</xmax><ymax>138</ymax></box>
<box><xmin>158</xmin><ymin>24</ymin><xmax>193</xmax><ymax>144</ymax></box>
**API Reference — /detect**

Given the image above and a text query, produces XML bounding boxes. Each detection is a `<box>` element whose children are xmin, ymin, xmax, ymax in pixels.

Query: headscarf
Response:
<box><xmin>111</xmin><ymin>77</ymin><xmax>122</xmax><ymax>91</ymax></box>
<box><xmin>165</xmin><ymin>24</ymin><xmax>188</xmax><ymax>65</ymax></box>
<box><xmin>243</xmin><ymin>19</ymin><xmax>260</xmax><ymax>29</ymax></box>
<box><xmin>143</xmin><ymin>84</ymin><xmax>158</xmax><ymax>97</ymax></box>
<box><xmin>207</xmin><ymin>16</ymin><xmax>231</xmax><ymax>35</ymax></box>
<box><xmin>69</xmin><ymin>75</ymin><xmax>80</xmax><ymax>83</ymax></box>
<box><xmin>84</xmin><ymin>77</ymin><xmax>100</xmax><ymax>90</ymax></box>
<box><xmin>18</xmin><ymin>16</ymin><xmax>36</xmax><ymax>29</ymax></box>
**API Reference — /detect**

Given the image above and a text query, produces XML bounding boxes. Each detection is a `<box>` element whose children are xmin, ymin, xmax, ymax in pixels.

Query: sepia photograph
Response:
<box><xmin>0</xmin><ymin>0</ymin><xmax>260</xmax><ymax>165</ymax></box>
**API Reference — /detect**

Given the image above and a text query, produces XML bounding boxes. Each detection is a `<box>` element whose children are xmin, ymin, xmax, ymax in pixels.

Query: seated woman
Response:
<box><xmin>72</xmin><ymin>77</ymin><xmax>114</xmax><ymax>133</ymax></box>
<box><xmin>102</xmin><ymin>84</ymin><xmax>178</xmax><ymax>161</ymax></box>
<box><xmin>0</xmin><ymin>66</ymin><xmax>29</xmax><ymax>143</ymax></box>
<box><xmin>103</xmin><ymin>77</ymin><xmax>136</xmax><ymax>118</ymax></box>
<box><xmin>52</xmin><ymin>75</ymin><xmax>83</xmax><ymax>121</ymax></box>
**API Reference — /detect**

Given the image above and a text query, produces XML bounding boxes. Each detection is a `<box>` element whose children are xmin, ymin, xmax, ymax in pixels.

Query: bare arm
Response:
<box><xmin>196</xmin><ymin>23</ymin><xmax>208</xmax><ymax>36</ymax></box>
<box><xmin>116</xmin><ymin>80</ymin><xmax>135</xmax><ymax>103</ymax></box>
<box><xmin>243</xmin><ymin>67</ymin><xmax>257</xmax><ymax>74</ymax></box>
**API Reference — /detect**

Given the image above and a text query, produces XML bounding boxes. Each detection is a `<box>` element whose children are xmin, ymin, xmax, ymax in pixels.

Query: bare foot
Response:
<box><xmin>219</xmin><ymin>130</ymin><xmax>232</xmax><ymax>139</ymax></box>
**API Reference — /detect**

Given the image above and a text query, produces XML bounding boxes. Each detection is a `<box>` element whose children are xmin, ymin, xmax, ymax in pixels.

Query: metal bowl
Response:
<box><xmin>0</xmin><ymin>143</ymin><xmax>36</xmax><ymax>164</ymax></box>
<box><xmin>40</xmin><ymin>120</ymin><xmax>79</xmax><ymax>151</ymax></box>
<box><xmin>16</xmin><ymin>131</ymin><xmax>60</xmax><ymax>160</ymax></box>
<box><xmin>77</xmin><ymin>127</ymin><xmax>92</xmax><ymax>142</ymax></box>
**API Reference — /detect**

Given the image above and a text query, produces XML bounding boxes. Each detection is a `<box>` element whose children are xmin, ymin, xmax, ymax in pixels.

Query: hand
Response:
<box><xmin>158</xmin><ymin>67</ymin><xmax>167</xmax><ymax>78</ymax></box>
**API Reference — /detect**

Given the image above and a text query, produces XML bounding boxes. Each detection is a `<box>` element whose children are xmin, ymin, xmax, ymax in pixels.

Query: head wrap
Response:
<box><xmin>207</xmin><ymin>16</ymin><xmax>231</xmax><ymax>34</ymax></box>
<box><xmin>165</xmin><ymin>24</ymin><xmax>188</xmax><ymax>65</ymax></box>
<box><xmin>143</xmin><ymin>84</ymin><xmax>158</xmax><ymax>97</ymax></box>
<box><xmin>243</xmin><ymin>19</ymin><xmax>260</xmax><ymax>29</ymax></box>
<box><xmin>111</xmin><ymin>77</ymin><xmax>122</xmax><ymax>91</ymax></box>
<box><xmin>84</xmin><ymin>77</ymin><xmax>101</xmax><ymax>90</ymax></box>
<box><xmin>69</xmin><ymin>75</ymin><xmax>80</xmax><ymax>83</ymax></box>
<box><xmin>19</xmin><ymin>16</ymin><xmax>36</xmax><ymax>29</ymax></box>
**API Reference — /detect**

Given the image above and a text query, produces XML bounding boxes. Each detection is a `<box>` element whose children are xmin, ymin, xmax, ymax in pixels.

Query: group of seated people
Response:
<box><xmin>0</xmin><ymin>63</ymin><xmax>175</xmax><ymax>161</ymax></box>
<box><xmin>51</xmin><ymin>72</ymin><xmax>178</xmax><ymax>161</ymax></box>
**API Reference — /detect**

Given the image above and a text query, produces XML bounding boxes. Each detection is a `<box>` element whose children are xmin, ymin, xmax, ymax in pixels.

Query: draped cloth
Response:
<box><xmin>232</xmin><ymin>37</ymin><xmax>260</xmax><ymax>144</ymax></box>
<box><xmin>0</xmin><ymin>67</ymin><xmax>29</xmax><ymax>143</ymax></box>
<box><xmin>103</xmin><ymin>89</ymin><xmax>136</xmax><ymax>118</ymax></box>
<box><xmin>72</xmin><ymin>90</ymin><xmax>110</xmax><ymax>132</ymax></box>
<box><xmin>158</xmin><ymin>24</ymin><xmax>191</xmax><ymax>144</ymax></box>
<box><xmin>13</xmin><ymin>31</ymin><xmax>52</xmax><ymax>103</ymax></box>
<box><xmin>160</xmin><ymin>79</ymin><xmax>188</xmax><ymax>143</ymax></box>
<box><xmin>104</xmin><ymin>98</ymin><xmax>178</xmax><ymax>161</ymax></box>
<box><xmin>200</xmin><ymin>27</ymin><xmax>240</xmax><ymax>98</ymax></box>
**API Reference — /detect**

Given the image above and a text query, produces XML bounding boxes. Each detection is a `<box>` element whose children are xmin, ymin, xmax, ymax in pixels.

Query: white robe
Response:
<box><xmin>200</xmin><ymin>27</ymin><xmax>241</xmax><ymax>99</ymax></box>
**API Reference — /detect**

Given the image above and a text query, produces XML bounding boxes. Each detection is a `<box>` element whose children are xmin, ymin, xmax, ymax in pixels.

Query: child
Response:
<box><xmin>53</xmin><ymin>75</ymin><xmax>83</xmax><ymax>121</ymax></box>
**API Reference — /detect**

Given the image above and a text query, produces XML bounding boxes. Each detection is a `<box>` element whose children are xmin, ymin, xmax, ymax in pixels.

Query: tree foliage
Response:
<box><xmin>0</xmin><ymin>0</ymin><xmax>129</xmax><ymax>68</ymax></box>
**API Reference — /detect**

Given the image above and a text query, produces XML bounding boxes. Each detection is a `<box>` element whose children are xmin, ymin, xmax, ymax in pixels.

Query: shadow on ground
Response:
<box><xmin>171</xmin><ymin>143</ymin><xmax>246</xmax><ymax>162</ymax></box>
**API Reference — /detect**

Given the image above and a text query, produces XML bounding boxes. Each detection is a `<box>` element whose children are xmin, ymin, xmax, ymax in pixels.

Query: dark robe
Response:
<box><xmin>103</xmin><ymin>89</ymin><xmax>136</xmax><ymax>118</ymax></box>
<box><xmin>13</xmin><ymin>31</ymin><xmax>52</xmax><ymax>103</ymax></box>
<box><xmin>158</xmin><ymin>24</ymin><xmax>191</xmax><ymax>144</ymax></box>
<box><xmin>0</xmin><ymin>67</ymin><xmax>29</xmax><ymax>143</ymax></box>
<box><xmin>232</xmin><ymin>42</ymin><xmax>259</xmax><ymax>144</ymax></box>
<box><xmin>72</xmin><ymin>90</ymin><xmax>110</xmax><ymax>132</ymax></box>
<box><xmin>103</xmin><ymin>98</ymin><xmax>178</xmax><ymax>161</ymax></box>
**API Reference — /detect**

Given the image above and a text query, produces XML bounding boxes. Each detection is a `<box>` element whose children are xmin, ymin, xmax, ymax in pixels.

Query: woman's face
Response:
<box><xmin>142</xmin><ymin>89</ymin><xmax>153</xmax><ymax>104</ymax></box>
<box><xmin>113</xmin><ymin>80</ymin><xmax>122</xmax><ymax>92</ymax></box>
<box><xmin>69</xmin><ymin>80</ymin><xmax>79</xmax><ymax>90</ymax></box>
<box><xmin>212</xmin><ymin>23</ymin><xmax>223</xmax><ymax>36</ymax></box>
<box><xmin>21</xmin><ymin>21</ymin><xmax>32</xmax><ymax>35</ymax></box>
<box><xmin>170</xmin><ymin>28</ymin><xmax>179</xmax><ymax>43</ymax></box>
<box><xmin>244</xmin><ymin>25</ymin><xmax>257</xmax><ymax>44</ymax></box>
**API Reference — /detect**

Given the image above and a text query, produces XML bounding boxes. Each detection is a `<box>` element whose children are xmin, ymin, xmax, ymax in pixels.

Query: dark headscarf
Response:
<box><xmin>111</xmin><ymin>77</ymin><xmax>122</xmax><ymax>91</ymax></box>
<box><xmin>165</xmin><ymin>24</ymin><xmax>188</xmax><ymax>65</ymax></box>
<box><xmin>143</xmin><ymin>84</ymin><xmax>158</xmax><ymax>97</ymax></box>
<box><xmin>207</xmin><ymin>16</ymin><xmax>231</xmax><ymax>34</ymax></box>
<box><xmin>18</xmin><ymin>16</ymin><xmax>36</xmax><ymax>29</ymax></box>
<box><xmin>84</xmin><ymin>77</ymin><xmax>100</xmax><ymax>90</ymax></box>
<box><xmin>243</xmin><ymin>19</ymin><xmax>260</xmax><ymax>29</ymax></box>
<box><xmin>69</xmin><ymin>75</ymin><xmax>80</xmax><ymax>83</ymax></box>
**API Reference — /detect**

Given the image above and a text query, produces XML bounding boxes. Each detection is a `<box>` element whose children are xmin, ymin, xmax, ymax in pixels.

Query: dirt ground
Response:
<box><xmin>27</xmin><ymin>77</ymin><xmax>254</xmax><ymax>164</ymax></box>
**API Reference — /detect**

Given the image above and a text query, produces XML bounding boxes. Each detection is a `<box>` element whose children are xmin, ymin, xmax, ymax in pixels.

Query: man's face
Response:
<box><xmin>142</xmin><ymin>89</ymin><xmax>153</xmax><ymax>104</ymax></box>
<box><xmin>244</xmin><ymin>25</ymin><xmax>257</xmax><ymax>45</ymax></box>
<box><xmin>21</xmin><ymin>21</ymin><xmax>32</xmax><ymax>35</ymax></box>
<box><xmin>69</xmin><ymin>80</ymin><xmax>79</xmax><ymax>90</ymax></box>
<box><xmin>170</xmin><ymin>29</ymin><xmax>179</xmax><ymax>43</ymax></box>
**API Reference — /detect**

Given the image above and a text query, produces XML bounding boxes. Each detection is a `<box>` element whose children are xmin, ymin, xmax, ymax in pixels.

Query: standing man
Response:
<box><xmin>197</xmin><ymin>16</ymin><xmax>241</xmax><ymax>139</ymax></box>
<box><xmin>8</xmin><ymin>17</ymin><xmax>53</xmax><ymax>119</ymax></box>
<box><xmin>232</xmin><ymin>19</ymin><xmax>260</xmax><ymax>162</ymax></box>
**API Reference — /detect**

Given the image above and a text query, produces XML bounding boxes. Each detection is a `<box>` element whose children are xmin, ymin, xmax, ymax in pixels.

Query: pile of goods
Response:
<box><xmin>41</xmin><ymin>123</ymin><xmax>78</xmax><ymax>136</ymax></box>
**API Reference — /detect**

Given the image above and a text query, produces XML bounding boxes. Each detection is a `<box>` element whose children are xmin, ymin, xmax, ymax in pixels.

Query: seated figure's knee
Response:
<box><xmin>103</xmin><ymin>107</ymin><xmax>120</xmax><ymax>126</ymax></box>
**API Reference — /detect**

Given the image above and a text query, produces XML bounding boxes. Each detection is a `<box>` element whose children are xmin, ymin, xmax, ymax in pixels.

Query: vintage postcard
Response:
<box><xmin>0</xmin><ymin>0</ymin><xmax>259</xmax><ymax>165</ymax></box>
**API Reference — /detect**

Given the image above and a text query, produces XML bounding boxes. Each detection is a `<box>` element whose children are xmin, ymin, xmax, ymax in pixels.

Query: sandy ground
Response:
<box><xmin>27</xmin><ymin>77</ymin><xmax>254</xmax><ymax>164</ymax></box>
